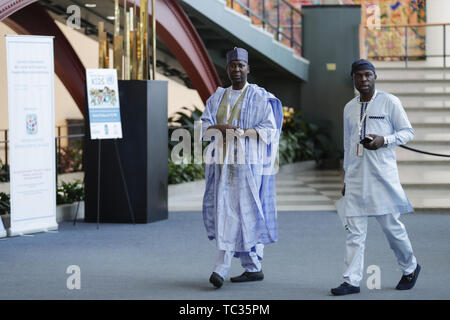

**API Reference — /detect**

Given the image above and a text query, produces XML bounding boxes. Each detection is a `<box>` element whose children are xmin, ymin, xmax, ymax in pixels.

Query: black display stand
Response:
<box><xmin>84</xmin><ymin>80</ymin><xmax>168</xmax><ymax>224</ymax></box>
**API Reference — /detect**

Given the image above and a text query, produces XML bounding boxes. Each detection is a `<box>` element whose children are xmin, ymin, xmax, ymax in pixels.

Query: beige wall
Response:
<box><xmin>0</xmin><ymin>19</ymin><xmax>205</xmax><ymax>133</ymax></box>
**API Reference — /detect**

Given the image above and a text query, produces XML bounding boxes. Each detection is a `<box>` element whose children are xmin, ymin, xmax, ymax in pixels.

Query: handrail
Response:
<box><xmin>228</xmin><ymin>0</ymin><xmax>303</xmax><ymax>55</ymax></box>
<box><xmin>360</xmin><ymin>22</ymin><xmax>449</xmax><ymax>68</ymax></box>
<box><xmin>0</xmin><ymin>125</ymin><xmax>85</xmax><ymax>172</ymax></box>
<box><xmin>278</xmin><ymin>0</ymin><xmax>303</xmax><ymax>16</ymax></box>
<box><xmin>363</xmin><ymin>22</ymin><xmax>450</xmax><ymax>29</ymax></box>
<box><xmin>230</xmin><ymin>0</ymin><xmax>303</xmax><ymax>16</ymax></box>
<box><xmin>253</xmin><ymin>23</ymin><xmax>302</xmax><ymax>29</ymax></box>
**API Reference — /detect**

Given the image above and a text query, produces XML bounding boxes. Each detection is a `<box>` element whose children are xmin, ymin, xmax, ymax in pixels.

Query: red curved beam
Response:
<box><xmin>135</xmin><ymin>0</ymin><xmax>221</xmax><ymax>102</ymax></box>
<box><xmin>0</xmin><ymin>0</ymin><xmax>34</xmax><ymax>21</ymax></box>
<box><xmin>1</xmin><ymin>1</ymin><xmax>86</xmax><ymax>114</ymax></box>
<box><xmin>0</xmin><ymin>0</ymin><xmax>221</xmax><ymax>115</ymax></box>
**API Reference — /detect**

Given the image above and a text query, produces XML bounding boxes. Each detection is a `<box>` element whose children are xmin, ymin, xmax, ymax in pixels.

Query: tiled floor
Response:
<box><xmin>168</xmin><ymin>160</ymin><xmax>450</xmax><ymax>213</ymax></box>
<box><xmin>168</xmin><ymin>161</ymin><xmax>343</xmax><ymax>212</ymax></box>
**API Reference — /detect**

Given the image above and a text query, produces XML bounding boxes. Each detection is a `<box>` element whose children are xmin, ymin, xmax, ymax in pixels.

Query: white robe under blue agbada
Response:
<box><xmin>200</xmin><ymin>84</ymin><xmax>283</xmax><ymax>258</ymax></box>
<box><xmin>342</xmin><ymin>90</ymin><xmax>414</xmax><ymax>217</ymax></box>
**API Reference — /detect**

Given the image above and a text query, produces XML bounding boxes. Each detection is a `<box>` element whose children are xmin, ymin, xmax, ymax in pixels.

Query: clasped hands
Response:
<box><xmin>207</xmin><ymin>124</ymin><xmax>255</xmax><ymax>138</ymax></box>
<box><xmin>207</xmin><ymin>124</ymin><xmax>240</xmax><ymax>135</ymax></box>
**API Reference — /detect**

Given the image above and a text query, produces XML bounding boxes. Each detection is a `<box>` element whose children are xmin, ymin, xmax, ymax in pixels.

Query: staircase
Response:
<box><xmin>168</xmin><ymin>66</ymin><xmax>450</xmax><ymax>213</ymax></box>
<box><xmin>180</xmin><ymin>0</ymin><xmax>309</xmax><ymax>82</ymax></box>
<box><xmin>375</xmin><ymin>66</ymin><xmax>450</xmax><ymax>213</ymax></box>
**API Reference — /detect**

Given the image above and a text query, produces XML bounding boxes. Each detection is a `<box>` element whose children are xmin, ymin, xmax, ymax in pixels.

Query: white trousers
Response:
<box><xmin>213</xmin><ymin>245</ymin><xmax>263</xmax><ymax>279</ymax></box>
<box><xmin>343</xmin><ymin>213</ymin><xmax>417</xmax><ymax>287</ymax></box>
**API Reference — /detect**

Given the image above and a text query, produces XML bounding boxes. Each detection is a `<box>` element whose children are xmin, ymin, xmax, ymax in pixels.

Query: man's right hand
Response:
<box><xmin>341</xmin><ymin>183</ymin><xmax>346</xmax><ymax>196</ymax></box>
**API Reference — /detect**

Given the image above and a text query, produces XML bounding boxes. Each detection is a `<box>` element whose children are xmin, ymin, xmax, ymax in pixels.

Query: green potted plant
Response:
<box><xmin>0</xmin><ymin>160</ymin><xmax>9</xmax><ymax>182</ymax></box>
<box><xmin>168</xmin><ymin>106</ymin><xmax>206</xmax><ymax>184</ymax></box>
<box><xmin>56</xmin><ymin>180</ymin><xmax>84</xmax><ymax>222</ymax></box>
<box><xmin>280</xmin><ymin>107</ymin><xmax>332</xmax><ymax>166</ymax></box>
<box><xmin>0</xmin><ymin>192</ymin><xmax>10</xmax><ymax>232</ymax></box>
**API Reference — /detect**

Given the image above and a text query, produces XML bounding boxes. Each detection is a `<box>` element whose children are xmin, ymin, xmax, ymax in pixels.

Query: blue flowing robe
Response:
<box><xmin>200</xmin><ymin>84</ymin><xmax>283</xmax><ymax>257</ymax></box>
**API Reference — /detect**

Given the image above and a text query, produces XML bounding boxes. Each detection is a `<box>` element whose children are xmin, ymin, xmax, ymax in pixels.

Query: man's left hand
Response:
<box><xmin>362</xmin><ymin>134</ymin><xmax>384</xmax><ymax>150</ymax></box>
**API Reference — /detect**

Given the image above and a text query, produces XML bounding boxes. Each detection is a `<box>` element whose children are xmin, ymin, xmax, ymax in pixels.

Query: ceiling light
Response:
<box><xmin>85</xmin><ymin>3</ymin><xmax>96</xmax><ymax>8</ymax></box>
<box><xmin>107</xmin><ymin>16</ymin><xmax>115</xmax><ymax>20</ymax></box>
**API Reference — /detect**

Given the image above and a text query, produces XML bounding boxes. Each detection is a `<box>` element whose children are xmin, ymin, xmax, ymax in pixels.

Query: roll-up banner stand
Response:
<box><xmin>6</xmin><ymin>35</ymin><xmax>58</xmax><ymax>236</ymax></box>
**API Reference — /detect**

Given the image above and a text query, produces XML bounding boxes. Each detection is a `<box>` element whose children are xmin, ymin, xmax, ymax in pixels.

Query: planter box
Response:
<box><xmin>1</xmin><ymin>213</ymin><xmax>10</xmax><ymax>229</ymax></box>
<box><xmin>56</xmin><ymin>201</ymin><xmax>84</xmax><ymax>223</ymax></box>
<box><xmin>0</xmin><ymin>214</ymin><xmax>8</xmax><ymax>238</ymax></box>
<box><xmin>0</xmin><ymin>202</ymin><xmax>84</xmax><ymax>238</ymax></box>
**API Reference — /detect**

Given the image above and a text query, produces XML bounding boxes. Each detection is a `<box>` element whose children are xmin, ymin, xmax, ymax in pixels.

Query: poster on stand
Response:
<box><xmin>86</xmin><ymin>69</ymin><xmax>123</xmax><ymax>140</ymax></box>
<box><xmin>6</xmin><ymin>35</ymin><xmax>58</xmax><ymax>236</ymax></box>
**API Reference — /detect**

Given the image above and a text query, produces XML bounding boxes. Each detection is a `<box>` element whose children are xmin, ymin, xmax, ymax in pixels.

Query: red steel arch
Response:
<box><xmin>148</xmin><ymin>0</ymin><xmax>221</xmax><ymax>101</ymax></box>
<box><xmin>0</xmin><ymin>0</ymin><xmax>221</xmax><ymax>115</ymax></box>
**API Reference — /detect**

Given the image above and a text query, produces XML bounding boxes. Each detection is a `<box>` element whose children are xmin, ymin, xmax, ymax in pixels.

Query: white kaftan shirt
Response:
<box><xmin>342</xmin><ymin>90</ymin><xmax>414</xmax><ymax>217</ymax></box>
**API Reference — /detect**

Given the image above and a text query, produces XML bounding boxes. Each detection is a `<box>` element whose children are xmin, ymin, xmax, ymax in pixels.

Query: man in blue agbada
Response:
<box><xmin>332</xmin><ymin>59</ymin><xmax>421</xmax><ymax>296</ymax></box>
<box><xmin>200</xmin><ymin>47</ymin><xmax>283</xmax><ymax>288</ymax></box>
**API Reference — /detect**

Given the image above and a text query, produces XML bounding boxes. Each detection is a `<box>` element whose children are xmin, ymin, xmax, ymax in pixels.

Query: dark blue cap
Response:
<box><xmin>226</xmin><ymin>47</ymin><xmax>248</xmax><ymax>64</ymax></box>
<box><xmin>351</xmin><ymin>59</ymin><xmax>376</xmax><ymax>76</ymax></box>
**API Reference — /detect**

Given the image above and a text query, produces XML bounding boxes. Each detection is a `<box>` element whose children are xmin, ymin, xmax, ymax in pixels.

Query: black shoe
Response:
<box><xmin>230</xmin><ymin>270</ymin><xmax>264</xmax><ymax>282</ymax></box>
<box><xmin>209</xmin><ymin>272</ymin><xmax>224</xmax><ymax>288</ymax></box>
<box><xmin>331</xmin><ymin>282</ymin><xmax>360</xmax><ymax>296</ymax></box>
<box><xmin>396</xmin><ymin>264</ymin><xmax>421</xmax><ymax>290</ymax></box>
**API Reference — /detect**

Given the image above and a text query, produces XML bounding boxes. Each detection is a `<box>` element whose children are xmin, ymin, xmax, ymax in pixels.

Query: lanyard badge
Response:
<box><xmin>356</xmin><ymin>143</ymin><xmax>364</xmax><ymax>157</ymax></box>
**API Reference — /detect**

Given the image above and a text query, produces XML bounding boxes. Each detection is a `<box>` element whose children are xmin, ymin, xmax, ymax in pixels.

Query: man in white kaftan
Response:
<box><xmin>201</xmin><ymin>47</ymin><xmax>283</xmax><ymax>288</ymax></box>
<box><xmin>332</xmin><ymin>59</ymin><xmax>421</xmax><ymax>296</ymax></box>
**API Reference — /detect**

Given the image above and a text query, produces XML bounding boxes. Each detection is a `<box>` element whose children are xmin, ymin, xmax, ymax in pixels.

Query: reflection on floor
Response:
<box><xmin>168</xmin><ymin>161</ymin><xmax>343</xmax><ymax>212</ymax></box>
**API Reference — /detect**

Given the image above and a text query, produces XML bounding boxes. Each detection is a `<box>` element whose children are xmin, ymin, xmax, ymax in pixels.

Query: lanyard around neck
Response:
<box><xmin>358</xmin><ymin>90</ymin><xmax>377</xmax><ymax>138</ymax></box>
<box><xmin>226</xmin><ymin>82</ymin><xmax>248</xmax><ymax>120</ymax></box>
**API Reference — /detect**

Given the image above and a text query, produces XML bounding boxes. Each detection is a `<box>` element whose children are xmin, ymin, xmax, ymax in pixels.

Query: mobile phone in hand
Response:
<box><xmin>360</xmin><ymin>136</ymin><xmax>374</xmax><ymax>144</ymax></box>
